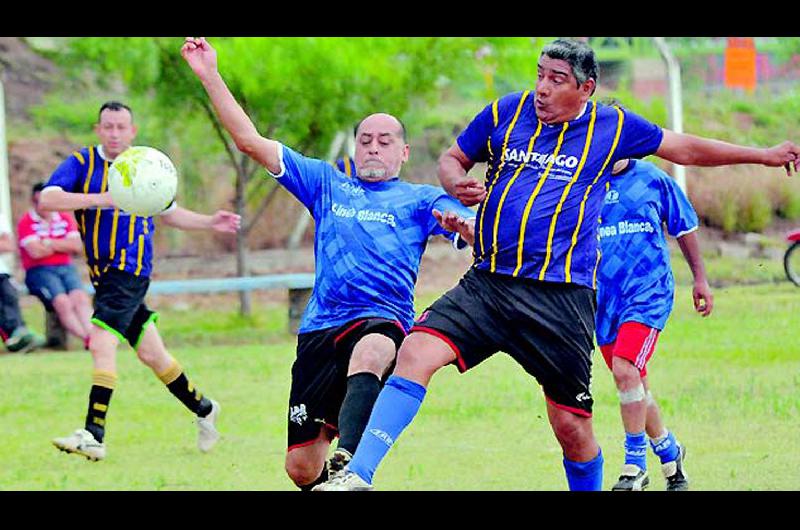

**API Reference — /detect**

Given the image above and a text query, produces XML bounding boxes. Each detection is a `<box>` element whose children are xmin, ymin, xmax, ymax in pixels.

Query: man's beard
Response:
<box><xmin>358</xmin><ymin>166</ymin><xmax>388</xmax><ymax>181</ymax></box>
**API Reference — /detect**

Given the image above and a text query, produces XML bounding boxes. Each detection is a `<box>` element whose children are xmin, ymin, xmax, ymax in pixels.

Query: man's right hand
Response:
<box><xmin>96</xmin><ymin>192</ymin><xmax>115</xmax><ymax>209</ymax></box>
<box><xmin>181</xmin><ymin>37</ymin><xmax>218</xmax><ymax>80</ymax></box>
<box><xmin>453</xmin><ymin>177</ymin><xmax>486</xmax><ymax>207</ymax></box>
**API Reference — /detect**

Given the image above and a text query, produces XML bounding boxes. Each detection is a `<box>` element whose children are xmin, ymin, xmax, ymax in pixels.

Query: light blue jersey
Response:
<box><xmin>275</xmin><ymin>145</ymin><xmax>475</xmax><ymax>333</ymax></box>
<box><xmin>595</xmin><ymin>160</ymin><xmax>698</xmax><ymax>346</ymax></box>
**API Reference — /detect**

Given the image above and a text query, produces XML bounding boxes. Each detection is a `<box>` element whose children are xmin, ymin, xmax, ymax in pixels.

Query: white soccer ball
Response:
<box><xmin>108</xmin><ymin>146</ymin><xmax>178</xmax><ymax>216</ymax></box>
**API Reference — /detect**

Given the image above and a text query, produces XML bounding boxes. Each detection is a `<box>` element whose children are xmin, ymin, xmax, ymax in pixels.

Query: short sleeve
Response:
<box><xmin>16</xmin><ymin>214</ymin><xmax>38</xmax><ymax>246</ymax></box>
<box><xmin>268</xmin><ymin>144</ymin><xmax>333</xmax><ymax>210</ymax></box>
<box><xmin>615</xmin><ymin>108</ymin><xmax>664</xmax><ymax>161</ymax></box>
<box><xmin>456</xmin><ymin>100</ymin><xmax>497</xmax><ymax>163</ymax></box>
<box><xmin>658</xmin><ymin>171</ymin><xmax>698</xmax><ymax>238</ymax></box>
<box><xmin>45</xmin><ymin>153</ymin><xmax>85</xmax><ymax>193</ymax></box>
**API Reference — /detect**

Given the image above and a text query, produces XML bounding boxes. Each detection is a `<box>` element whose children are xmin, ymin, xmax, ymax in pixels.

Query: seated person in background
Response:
<box><xmin>17</xmin><ymin>182</ymin><xmax>93</xmax><ymax>349</ymax></box>
<box><xmin>0</xmin><ymin>216</ymin><xmax>44</xmax><ymax>353</ymax></box>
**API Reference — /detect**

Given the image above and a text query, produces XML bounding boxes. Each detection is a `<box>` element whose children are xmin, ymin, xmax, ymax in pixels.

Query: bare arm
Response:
<box><xmin>657</xmin><ymin>129</ymin><xmax>800</xmax><ymax>176</ymax></box>
<box><xmin>437</xmin><ymin>144</ymin><xmax>486</xmax><ymax>206</ymax></box>
<box><xmin>160</xmin><ymin>206</ymin><xmax>241</xmax><ymax>233</ymax></box>
<box><xmin>38</xmin><ymin>188</ymin><xmax>113</xmax><ymax>212</ymax></box>
<box><xmin>22</xmin><ymin>239</ymin><xmax>54</xmax><ymax>259</ymax></box>
<box><xmin>676</xmin><ymin>230</ymin><xmax>713</xmax><ymax>317</ymax></box>
<box><xmin>181</xmin><ymin>37</ymin><xmax>281</xmax><ymax>173</ymax></box>
<box><xmin>0</xmin><ymin>232</ymin><xmax>15</xmax><ymax>253</ymax></box>
<box><xmin>50</xmin><ymin>234</ymin><xmax>84</xmax><ymax>254</ymax></box>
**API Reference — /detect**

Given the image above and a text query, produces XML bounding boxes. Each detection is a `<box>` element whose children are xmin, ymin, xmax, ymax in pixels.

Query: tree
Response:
<box><xmin>43</xmin><ymin>36</ymin><xmax>483</xmax><ymax>315</ymax></box>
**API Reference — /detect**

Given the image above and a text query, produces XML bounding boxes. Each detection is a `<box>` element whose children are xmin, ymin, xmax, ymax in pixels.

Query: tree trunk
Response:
<box><xmin>236</xmin><ymin>153</ymin><xmax>251</xmax><ymax>317</ymax></box>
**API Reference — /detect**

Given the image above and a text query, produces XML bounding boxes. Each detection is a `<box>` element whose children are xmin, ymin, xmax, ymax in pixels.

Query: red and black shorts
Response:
<box><xmin>411</xmin><ymin>268</ymin><xmax>597</xmax><ymax>417</ymax></box>
<box><xmin>599</xmin><ymin>321</ymin><xmax>660</xmax><ymax>377</ymax></box>
<box><xmin>287</xmin><ymin>317</ymin><xmax>405</xmax><ymax>451</ymax></box>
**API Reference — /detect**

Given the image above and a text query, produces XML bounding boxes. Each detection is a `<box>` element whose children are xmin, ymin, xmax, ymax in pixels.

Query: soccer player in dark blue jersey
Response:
<box><xmin>182</xmin><ymin>37</ymin><xmax>475</xmax><ymax>490</ymax></box>
<box><xmin>41</xmin><ymin>101</ymin><xmax>241</xmax><ymax>461</ymax></box>
<box><xmin>319</xmin><ymin>39</ymin><xmax>800</xmax><ymax>491</ymax></box>
<box><xmin>597</xmin><ymin>158</ymin><xmax>712</xmax><ymax>491</ymax></box>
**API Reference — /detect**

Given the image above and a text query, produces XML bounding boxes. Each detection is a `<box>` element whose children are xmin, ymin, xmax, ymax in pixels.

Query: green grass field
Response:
<box><xmin>1</xmin><ymin>282</ymin><xmax>798</xmax><ymax>491</ymax></box>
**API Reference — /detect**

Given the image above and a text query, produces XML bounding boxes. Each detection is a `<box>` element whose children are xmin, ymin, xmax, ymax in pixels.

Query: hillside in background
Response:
<box><xmin>3</xmin><ymin>37</ymin><xmax>800</xmax><ymax>260</ymax></box>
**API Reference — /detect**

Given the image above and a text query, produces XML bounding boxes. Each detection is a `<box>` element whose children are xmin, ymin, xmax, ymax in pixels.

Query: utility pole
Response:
<box><xmin>652</xmin><ymin>37</ymin><xmax>687</xmax><ymax>193</ymax></box>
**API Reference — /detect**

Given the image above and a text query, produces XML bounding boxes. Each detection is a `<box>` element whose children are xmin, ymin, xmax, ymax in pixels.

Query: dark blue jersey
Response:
<box><xmin>457</xmin><ymin>93</ymin><xmax>664</xmax><ymax>288</ymax></box>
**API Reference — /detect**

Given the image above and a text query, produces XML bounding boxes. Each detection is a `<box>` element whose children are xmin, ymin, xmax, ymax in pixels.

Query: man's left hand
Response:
<box><xmin>433</xmin><ymin>209</ymin><xmax>475</xmax><ymax>247</ymax></box>
<box><xmin>211</xmin><ymin>210</ymin><xmax>241</xmax><ymax>233</ymax></box>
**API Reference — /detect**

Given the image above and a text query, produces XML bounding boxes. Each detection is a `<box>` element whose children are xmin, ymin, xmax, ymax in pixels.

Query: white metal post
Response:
<box><xmin>0</xmin><ymin>80</ymin><xmax>11</xmax><ymax>230</ymax></box>
<box><xmin>652</xmin><ymin>37</ymin><xmax>687</xmax><ymax>193</ymax></box>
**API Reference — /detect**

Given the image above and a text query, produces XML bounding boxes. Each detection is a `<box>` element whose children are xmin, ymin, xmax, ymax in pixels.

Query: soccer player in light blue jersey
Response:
<box><xmin>182</xmin><ymin>37</ymin><xmax>475</xmax><ymax>490</ymax></box>
<box><xmin>42</xmin><ymin>101</ymin><xmax>241</xmax><ymax>462</ymax></box>
<box><xmin>597</xmin><ymin>157</ymin><xmax>713</xmax><ymax>491</ymax></box>
<box><xmin>317</xmin><ymin>38</ymin><xmax>799</xmax><ymax>491</ymax></box>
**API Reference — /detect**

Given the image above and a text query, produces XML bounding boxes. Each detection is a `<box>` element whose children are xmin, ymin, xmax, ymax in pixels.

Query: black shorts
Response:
<box><xmin>287</xmin><ymin>317</ymin><xmax>406</xmax><ymax>450</ymax></box>
<box><xmin>91</xmin><ymin>268</ymin><xmax>157</xmax><ymax>349</ymax></box>
<box><xmin>412</xmin><ymin>268</ymin><xmax>597</xmax><ymax>416</ymax></box>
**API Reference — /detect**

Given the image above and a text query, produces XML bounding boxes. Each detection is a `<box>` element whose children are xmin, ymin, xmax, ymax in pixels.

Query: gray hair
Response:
<box><xmin>541</xmin><ymin>39</ymin><xmax>598</xmax><ymax>88</ymax></box>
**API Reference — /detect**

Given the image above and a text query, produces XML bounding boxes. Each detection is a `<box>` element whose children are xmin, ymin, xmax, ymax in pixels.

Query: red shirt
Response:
<box><xmin>17</xmin><ymin>210</ymin><xmax>80</xmax><ymax>271</ymax></box>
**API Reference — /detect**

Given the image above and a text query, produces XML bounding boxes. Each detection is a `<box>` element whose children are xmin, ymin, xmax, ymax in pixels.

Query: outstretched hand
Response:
<box><xmin>764</xmin><ymin>141</ymin><xmax>800</xmax><ymax>176</ymax></box>
<box><xmin>692</xmin><ymin>279</ymin><xmax>714</xmax><ymax>317</ymax></box>
<box><xmin>433</xmin><ymin>209</ymin><xmax>476</xmax><ymax>247</ymax></box>
<box><xmin>181</xmin><ymin>37</ymin><xmax>218</xmax><ymax>80</ymax></box>
<box><xmin>211</xmin><ymin>210</ymin><xmax>241</xmax><ymax>233</ymax></box>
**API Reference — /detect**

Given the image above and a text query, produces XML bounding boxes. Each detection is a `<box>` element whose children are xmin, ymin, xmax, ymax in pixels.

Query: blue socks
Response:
<box><xmin>624</xmin><ymin>431</ymin><xmax>648</xmax><ymax>470</ymax></box>
<box><xmin>563</xmin><ymin>449</ymin><xmax>604</xmax><ymax>491</ymax></box>
<box><xmin>650</xmin><ymin>430</ymin><xmax>680</xmax><ymax>464</ymax></box>
<box><xmin>347</xmin><ymin>375</ymin><xmax>427</xmax><ymax>485</ymax></box>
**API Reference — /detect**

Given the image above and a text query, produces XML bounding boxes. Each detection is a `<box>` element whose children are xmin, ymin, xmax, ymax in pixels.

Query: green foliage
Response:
<box><xmin>739</xmin><ymin>189</ymin><xmax>773</xmax><ymax>232</ymax></box>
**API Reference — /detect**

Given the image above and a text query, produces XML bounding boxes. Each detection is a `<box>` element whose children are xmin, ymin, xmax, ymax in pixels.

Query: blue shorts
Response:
<box><xmin>25</xmin><ymin>265</ymin><xmax>84</xmax><ymax>311</ymax></box>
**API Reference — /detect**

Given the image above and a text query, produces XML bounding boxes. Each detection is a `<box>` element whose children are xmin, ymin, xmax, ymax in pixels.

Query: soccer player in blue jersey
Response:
<box><xmin>181</xmin><ymin>37</ymin><xmax>475</xmax><ymax>490</ymax></box>
<box><xmin>318</xmin><ymin>38</ymin><xmax>799</xmax><ymax>491</ymax></box>
<box><xmin>335</xmin><ymin>156</ymin><xmax>357</xmax><ymax>178</ymax></box>
<box><xmin>598</xmin><ymin>157</ymin><xmax>712</xmax><ymax>491</ymax></box>
<box><xmin>41</xmin><ymin>101</ymin><xmax>241</xmax><ymax>461</ymax></box>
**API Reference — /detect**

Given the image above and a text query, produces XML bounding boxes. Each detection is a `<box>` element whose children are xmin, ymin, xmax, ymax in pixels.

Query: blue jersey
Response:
<box><xmin>457</xmin><ymin>92</ymin><xmax>663</xmax><ymax>288</ymax></box>
<box><xmin>276</xmin><ymin>145</ymin><xmax>475</xmax><ymax>333</ymax></box>
<box><xmin>43</xmin><ymin>146</ymin><xmax>170</xmax><ymax>283</ymax></box>
<box><xmin>595</xmin><ymin>160</ymin><xmax>699</xmax><ymax>346</ymax></box>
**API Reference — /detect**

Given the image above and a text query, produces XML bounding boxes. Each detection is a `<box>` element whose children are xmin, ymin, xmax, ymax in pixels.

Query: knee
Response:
<box><xmin>51</xmin><ymin>294</ymin><xmax>73</xmax><ymax>313</ymax></box>
<box><xmin>611</xmin><ymin>357</ymin><xmax>641</xmax><ymax>389</ymax></box>
<box><xmin>551</xmin><ymin>412</ymin><xmax>587</xmax><ymax>444</ymax></box>
<box><xmin>285</xmin><ymin>454</ymin><xmax>323</xmax><ymax>486</ymax></box>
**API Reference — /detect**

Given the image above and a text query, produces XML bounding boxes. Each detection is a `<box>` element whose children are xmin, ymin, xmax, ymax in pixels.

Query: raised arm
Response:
<box><xmin>160</xmin><ymin>205</ymin><xmax>241</xmax><ymax>233</ymax></box>
<box><xmin>38</xmin><ymin>188</ymin><xmax>113</xmax><ymax>212</ymax></box>
<box><xmin>181</xmin><ymin>37</ymin><xmax>281</xmax><ymax>174</ymax></box>
<box><xmin>437</xmin><ymin>143</ymin><xmax>486</xmax><ymax>206</ymax></box>
<box><xmin>656</xmin><ymin>129</ymin><xmax>800</xmax><ymax>176</ymax></box>
<box><xmin>676</xmin><ymin>231</ymin><xmax>713</xmax><ymax>317</ymax></box>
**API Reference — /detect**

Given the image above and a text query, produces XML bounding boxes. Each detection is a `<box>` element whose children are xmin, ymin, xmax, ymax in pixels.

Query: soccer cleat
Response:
<box><xmin>5</xmin><ymin>327</ymin><xmax>41</xmax><ymax>354</ymax></box>
<box><xmin>327</xmin><ymin>448</ymin><xmax>353</xmax><ymax>479</ymax></box>
<box><xmin>196</xmin><ymin>399</ymin><xmax>221</xmax><ymax>452</ymax></box>
<box><xmin>52</xmin><ymin>428</ymin><xmax>106</xmax><ymax>461</ymax></box>
<box><xmin>662</xmin><ymin>444</ymin><xmax>689</xmax><ymax>491</ymax></box>
<box><xmin>312</xmin><ymin>469</ymin><xmax>373</xmax><ymax>491</ymax></box>
<box><xmin>612</xmin><ymin>464</ymin><xmax>650</xmax><ymax>491</ymax></box>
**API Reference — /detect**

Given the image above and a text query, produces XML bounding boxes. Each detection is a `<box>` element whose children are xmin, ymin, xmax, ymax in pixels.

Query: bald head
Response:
<box><xmin>355</xmin><ymin>113</ymin><xmax>406</xmax><ymax>141</ymax></box>
<box><xmin>353</xmin><ymin>113</ymin><xmax>410</xmax><ymax>182</ymax></box>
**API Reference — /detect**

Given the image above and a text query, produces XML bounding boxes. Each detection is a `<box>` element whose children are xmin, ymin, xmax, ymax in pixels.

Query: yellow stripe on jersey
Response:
<box><xmin>129</xmin><ymin>215</ymin><xmax>137</xmax><ymax>244</ymax></box>
<box><xmin>593</xmin><ymin>248</ymin><xmax>602</xmax><ymax>290</ymax></box>
<box><xmin>72</xmin><ymin>151</ymin><xmax>85</xmax><ymax>165</ymax></box>
<box><xmin>513</xmin><ymin>122</ymin><xmax>569</xmax><ymax>277</ymax></box>
<box><xmin>564</xmin><ymin>106</ymin><xmax>625</xmax><ymax>283</ymax></box>
<box><xmin>92</xmin><ymin>160</ymin><xmax>109</xmax><ymax>262</ymax></box>
<box><xmin>491</xmin><ymin>99</ymin><xmax>499</xmax><ymax>127</ymax></box>
<box><xmin>486</xmin><ymin>99</ymin><xmax>500</xmax><ymax>161</ymax></box>
<box><xmin>109</xmin><ymin>209</ymin><xmax>120</xmax><ymax>260</ymax></box>
<box><xmin>80</xmin><ymin>148</ymin><xmax>95</xmax><ymax>235</ymax></box>
<box><xmin>344</xmin><ymin>157</ymin><xmax>352</xmax><ymax>177</ymax></box>
<box><xmin>489</xmin><ymin>121</ymin><xmax>543</xmax><ymax>272</ymax></box>
<box><xmin>477</xmin><ymin>91</ymin><xmax>530</xmax><ymax>259</ymax></box>
<box><xmin>538</xmin><ymin>102</ymin><xmax>598</xmax><ymax>280</ymax></box>
<box><xmin>118</xmin><ymin>249</ymin><xmax>126</xmax><ymax>271</ymax></box>
<box><xmin>134</xmin><ymin>234</ymin><xmax>145</xmax><ymax>276</ymax></box>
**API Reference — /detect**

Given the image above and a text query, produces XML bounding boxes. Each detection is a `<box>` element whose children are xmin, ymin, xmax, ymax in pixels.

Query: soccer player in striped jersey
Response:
<box><xmin>41</xmin><ymin>101</ymin><xmax>241</xmax><ymax>461</ymax></box>
<box><xmin>319</xmin><ymin>39</ymin><xmax>799</xmax><ymax>491</ymax></box>
<box><xmin>182</xmin><ymin>37</ymin><xmax>475</xmax><ymax>491</ymax></box>
<box><xmin>598</xmin><ymin>158</ymin><xmax>713</xmax><ymax>491</ymax></box>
